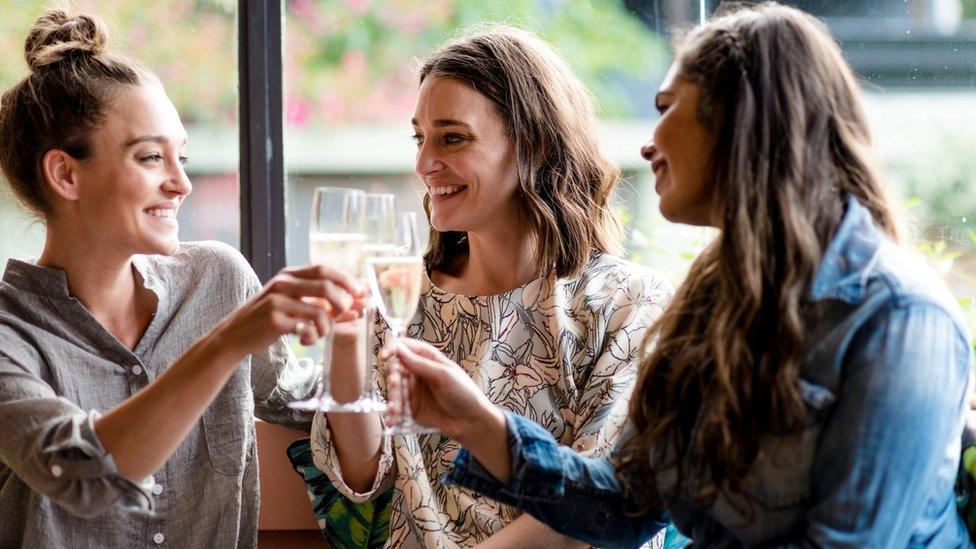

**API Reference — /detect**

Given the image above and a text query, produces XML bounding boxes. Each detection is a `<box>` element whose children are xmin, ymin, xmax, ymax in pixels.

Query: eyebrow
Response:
<box><xmin>410</xmin><ymin>118</ymin><xmax>473</xmax><ymax>129</ymax></box>
<box><xmin>123</xmin><ymin>135</ymin><xmax>188</xmax><ymax>148</ymax></box>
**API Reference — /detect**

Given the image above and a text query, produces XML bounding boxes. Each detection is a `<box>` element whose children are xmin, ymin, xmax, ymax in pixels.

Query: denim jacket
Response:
<box><xmin>445</xmin><ymin>197</ymin><xmax>974</xmax><ymax>548</ymax></box>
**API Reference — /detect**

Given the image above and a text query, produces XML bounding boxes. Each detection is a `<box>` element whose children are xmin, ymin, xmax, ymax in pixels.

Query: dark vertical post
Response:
<box><xmin>239</xmin><ymin>0</ymin><xmax>286</xmax><ymax>282</ymax></box>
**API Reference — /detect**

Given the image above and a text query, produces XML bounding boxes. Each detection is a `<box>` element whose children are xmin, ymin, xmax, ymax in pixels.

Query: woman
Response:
<box><xmin>308</xmin><ymin>26</ymin><xmax>673</xmax><ymax>548</ymax></box>
<box><xmin>0</xmin><ymin>10</ymin><xmax>363</xmax><ymax>547</ymax></box>
<box><xmin>386</xmin><ymin>4</ymin><xmax>973</xmax><ymax>547</ymax></box>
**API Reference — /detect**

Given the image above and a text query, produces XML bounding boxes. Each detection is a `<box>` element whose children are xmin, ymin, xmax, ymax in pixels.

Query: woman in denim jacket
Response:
<box><xmin>382</xmin><ymin>3</ymin><xmax>974</xmax><ymax>547</ymax></box>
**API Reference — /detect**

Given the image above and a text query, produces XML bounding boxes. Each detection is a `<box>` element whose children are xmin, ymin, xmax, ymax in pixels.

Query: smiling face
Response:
<box><xmin>68</xmin><ymin>83</ymin><xmax>192</xmax><ymax>256</ymax></box>
<box><xmin>641</xmin><ymin>63</ymin><xmax>719</xmax><ymax>227</ymax></box>
<box><xmin>412</xmin><ymin>76</ymin><xmax>522</xmax><ymax>235</ymax></box>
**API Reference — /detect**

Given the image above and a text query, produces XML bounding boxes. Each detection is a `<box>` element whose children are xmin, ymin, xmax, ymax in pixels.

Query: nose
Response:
<box><xmin>163</xmin><ymin>159</ymin><xmax>193</xmax><ymax>197</ymax></box>
<box><xmin>415</xmin><ymin>140</ymin><xmax>443</xmax><ymax>177</ymax></box>
<box><xmin>640</xmin><ymin>139</ymin><xmax>656</xmax><ymax>161</ymax></box>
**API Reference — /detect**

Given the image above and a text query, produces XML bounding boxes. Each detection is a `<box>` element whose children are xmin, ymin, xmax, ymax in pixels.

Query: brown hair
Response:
<box><xmin>0</xmin><ymin>9</ymin><xmax>157</xmax><ymax>218</ymax></box>
<box><xmin>619</xmin><ymin>2</ymin><xmax>899</xmax><ymax>511</ymax></box>
<box><xmin>418</xmin><ymin>25</ymin><xmax>622</xmax><ymax>278</ymax></box>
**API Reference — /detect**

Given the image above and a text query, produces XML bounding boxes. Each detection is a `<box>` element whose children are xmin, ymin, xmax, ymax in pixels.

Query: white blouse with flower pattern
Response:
<box><xmin>312</xmin><ymin>252</ymin><xmax>673</xmax><ymax>548</ymax></box>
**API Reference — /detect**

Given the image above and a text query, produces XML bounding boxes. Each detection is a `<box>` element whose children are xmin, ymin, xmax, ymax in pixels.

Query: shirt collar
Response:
<box><xmin>2</xmin><ymin>256</ymin><xmax>160</xmax><ymax>299</ymax></box>
<box><xmin>2</xmin><ymin>258</ymin><xmax>72</xmax><ymax>297</ymax></box>
<box><xmin>810</xmin><ymin>195</ymin><xmax>886</xmax><ymax>303</ymax></box>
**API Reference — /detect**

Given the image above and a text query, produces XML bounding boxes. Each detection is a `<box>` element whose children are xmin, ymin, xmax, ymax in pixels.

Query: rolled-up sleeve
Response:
<box><xmin>0</xmin><ymin>355</ymin><xmax>152</xmax><ymax>518</ymax></box>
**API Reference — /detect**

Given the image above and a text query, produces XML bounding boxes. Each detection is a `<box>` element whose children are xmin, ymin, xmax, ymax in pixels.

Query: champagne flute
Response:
<box><xmin>367</xmin><ymin>212</ymin><xmax>436</xmax><ymax>436</ymax></box>
<box><xmin>289</xmin><ymin>186</ymin><xmax>366</xmax><ymax>412</ymax></box>
<box><xmin>352</xmin><ymin>192</ymin><xmax>398</xmax><ymax>412</ymax></box>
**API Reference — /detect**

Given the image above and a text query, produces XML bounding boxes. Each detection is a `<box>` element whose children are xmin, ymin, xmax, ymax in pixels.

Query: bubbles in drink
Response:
<box><xmin>309</xmin><ymin>232</ymin><xmax>367</xmax><ymax>277</ymax></box>
<box><xmin>367</xmin><ymin>257</ymin><xmax>423</xmax><ymax>327</ymax></box>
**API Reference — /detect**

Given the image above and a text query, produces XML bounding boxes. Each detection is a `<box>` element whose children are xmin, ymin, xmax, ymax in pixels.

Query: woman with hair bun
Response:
<box><xmin>0</xmin><ymin>10</ymin><xmax>364</xmax><ymax>547</ymax></box>
<box><xmin>385</xmin><ymin>3</ymin><xmax>973</xmax><ymax>547</ymax></box>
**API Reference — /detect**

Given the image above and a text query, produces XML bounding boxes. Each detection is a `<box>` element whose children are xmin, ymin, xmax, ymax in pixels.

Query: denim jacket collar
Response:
<box><xmin>810</xmin><ymin>196</ymin><xmax>885</xmax><ymax>304</ymax></box>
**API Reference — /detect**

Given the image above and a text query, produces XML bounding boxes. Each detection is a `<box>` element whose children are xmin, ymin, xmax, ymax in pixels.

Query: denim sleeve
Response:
<box><xmin>445</xmin><ymin>411</ymin><xmax>668</xmax><ymax>548</ymax></box>
<box><xmin>779</xmin><ymin>301</ymin><xmax>972</xmax><ymax>548</ymax></box>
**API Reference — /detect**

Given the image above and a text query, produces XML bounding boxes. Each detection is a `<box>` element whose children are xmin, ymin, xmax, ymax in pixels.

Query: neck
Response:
<box><xmin>437</xmin><ymin>221</ymin><xmax>538</xmax><ymax>296</ymax></box>
<box><xmin>37</xmin><ymin>222</ymin><xmax>152</xmax><ymax>345</ymax></box>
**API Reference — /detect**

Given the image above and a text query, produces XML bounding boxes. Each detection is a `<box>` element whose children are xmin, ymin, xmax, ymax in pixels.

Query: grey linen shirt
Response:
<box><xmin>0</xmin><ymin>241</ymin><xmax>316</xmax><ymax>548</ymax></box>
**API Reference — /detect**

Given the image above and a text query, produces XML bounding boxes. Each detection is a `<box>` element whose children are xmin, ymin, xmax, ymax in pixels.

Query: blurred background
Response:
<box><xmin>1</xmin><ymin>0</ymin><xmax>974</xmax><ymax>337</ymax></box>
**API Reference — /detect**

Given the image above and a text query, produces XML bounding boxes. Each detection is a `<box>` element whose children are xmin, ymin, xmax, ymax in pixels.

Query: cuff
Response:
<box><xmin>310</xmin><ymin>411</ymin><xmax>394</xmax><ymax>502</ymax></box>
<box><xmin>40</xmin><ymin>410</ymin><xmax>154</xmax><ymax>514</ymax></box>
<box><xmin>445</xmin><ymin>411</ymin><xmax>565</xmax><ymax>505</ymax></box>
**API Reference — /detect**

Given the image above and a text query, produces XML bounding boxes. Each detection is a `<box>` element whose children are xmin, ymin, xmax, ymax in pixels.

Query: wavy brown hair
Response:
<box><xmin>0</xmin><ymin>10</ymin><xmax>157</xmax><ymax>219</ymax></box>
<box><xmin>418</xmin><ymin>25</ymin><xmax>622</xmax><ymax>278</ymax></box>
<box><xmin>619</xmin><ymin>3</ymin><xmax>900</xmax><ymax>510</ymax></box>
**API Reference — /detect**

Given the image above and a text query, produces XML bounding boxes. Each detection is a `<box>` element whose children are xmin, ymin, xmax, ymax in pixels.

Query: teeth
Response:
<box><xmin>431</xmin><ymin>185</ymin><xmax>463</xmax><ymax>196</ymax></box>
<box><xmin>146</xmin><ymin>208</ymin><xmax>176</xmax><ymax>219</ymax></box>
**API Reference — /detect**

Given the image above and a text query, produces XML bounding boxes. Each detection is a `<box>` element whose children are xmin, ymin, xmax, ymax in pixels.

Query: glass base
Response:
<box><xmin>288</xmin><ymin>394</ymin><xmax>388</xmax><ymax>413</ymax></box>
<box><xmin>384</xmin><ymin>419</ymin><xmax>439</xmax><ymax>437</ymax></box>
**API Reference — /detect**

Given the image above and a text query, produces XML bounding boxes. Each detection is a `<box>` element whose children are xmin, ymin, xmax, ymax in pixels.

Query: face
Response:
<box><xmin>641</xmin><ymin>63</ymin><xmax>718</xmax><ymax>227</ymax></box>
<box><xmin>412</xmin><ymin>76</ymin><xmax>521</xmax><ymax>234</ymax></box>
<box><xmin>69</xmin><ymin>84</ymin><xmax>192</xmax><ymax>256</ymax></box>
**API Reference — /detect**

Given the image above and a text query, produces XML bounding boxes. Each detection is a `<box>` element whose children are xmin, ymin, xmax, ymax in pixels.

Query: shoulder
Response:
<box><xmin>868</xmin><ymin>241</ymin><xmax>968</xmax><ymax>334</ymax></box>
<box><xmin>574</xmin><ymin>252</ymin><xmax>675</xmax><ymax>308</ymax></box>
<box><xmin>150</xmin><ymin>241</ymin><xmax>259</xmax><ymax>287</ymax></box>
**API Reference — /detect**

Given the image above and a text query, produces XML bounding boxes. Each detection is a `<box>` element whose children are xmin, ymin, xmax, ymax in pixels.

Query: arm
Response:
<box><xmin>96</xmin><ymin>264</ymin><xmax>361</xmax><ymax>483</ymax></box>
<box><xmin>389</xmin><ymin>339</ymin><xmax>668</xmax><ymax>548</ymax></box>
<box><xmin>315</xmin><ymin>312</ymin><xmax>385</xmax><ymax>494</ymax></box>
<box><xmin>779</xmin><ymin>301</ymin><xmax>971</xmax><ymax>547</ymax></box>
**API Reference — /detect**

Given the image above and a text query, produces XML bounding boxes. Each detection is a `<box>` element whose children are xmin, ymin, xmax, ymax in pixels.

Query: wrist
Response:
<box><xmin>459</xmin><ymin>403</ymin><xmax>507</xmax><ymax>451</ymax></box>
<box><xmin>195</xmin><ymin>327</ymin><xmax>247</xmax><ymax>368</ymax></box>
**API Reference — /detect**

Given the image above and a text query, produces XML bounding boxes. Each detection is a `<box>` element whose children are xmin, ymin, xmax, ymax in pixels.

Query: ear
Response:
<box><xmin>41</xmin><ymin>149</ymin><xmax>82</xmax><ymax>202</ymax></box>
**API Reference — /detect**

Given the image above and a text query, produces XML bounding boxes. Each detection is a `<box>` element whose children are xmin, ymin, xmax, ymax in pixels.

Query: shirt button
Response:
<box><xmin>131</xmin><ymin>365</ymin><xmax>143</xmax><ymax>376</ymax></box>
<box><xmin>51</xmin><ymin>465</ymin><xmax>62</xmax><ymax>478</ymax></box>
<box><xmin>153</xmin><ymin>533</ymin><xmax>164</xmax><ymax>544</ymax></box>
<box><xmin>152</xmin><ymin>483</ymin><xmax>163</xmax><ymax>495</ymax></box>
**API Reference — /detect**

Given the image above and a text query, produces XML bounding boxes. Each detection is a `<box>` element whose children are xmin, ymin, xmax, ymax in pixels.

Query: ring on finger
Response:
<box><xmin>293</xmin><ymin>320</ymin><xmax>306</xmax><ymax>336</ymax></box>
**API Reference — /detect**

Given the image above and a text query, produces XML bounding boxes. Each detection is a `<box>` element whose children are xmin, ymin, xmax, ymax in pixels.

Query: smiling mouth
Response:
<box><xmin>429</xmin><ymin>185</ymin><xmax>465</xmax><ymax>197</ymax></box>
<box><xmin>145</xmin><ymin>208</ymin><xmax>177</xmax><ymax>220</ymax></box>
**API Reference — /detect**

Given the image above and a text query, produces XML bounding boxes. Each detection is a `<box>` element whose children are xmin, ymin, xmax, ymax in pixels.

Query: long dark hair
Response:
<box><xmin>620</xmin><ymin>2</ymin><xmax>899</xmax><ymax>509</ymax></box>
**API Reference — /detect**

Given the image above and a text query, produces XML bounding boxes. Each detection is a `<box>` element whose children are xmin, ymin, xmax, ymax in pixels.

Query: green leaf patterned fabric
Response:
<box><xmin>287</xmin><ymin>438</ymin><xmax>394</xmax><ymax>549</ymax></box>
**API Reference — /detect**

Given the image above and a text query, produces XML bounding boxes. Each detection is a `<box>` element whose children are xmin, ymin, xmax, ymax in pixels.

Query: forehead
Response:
<box><xmin>95</xmin><ymin>84</ymin><xmax>187</xmax><ymax>146</ymax></box>
<box><xmin>413</xmin><ymin>76</ymin><xmax>499</xmax><ymax>124</ymax></box>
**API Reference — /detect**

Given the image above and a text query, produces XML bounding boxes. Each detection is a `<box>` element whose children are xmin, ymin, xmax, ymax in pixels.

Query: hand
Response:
<box><xmin>384</xmin><ymin>338</ymin><xmax>502</xmax><ymax>444</ymax></box>
<box><xmin>210</xmin><ymin>264</ymin><xmax>367</xmax><ymax>359</ymax></box>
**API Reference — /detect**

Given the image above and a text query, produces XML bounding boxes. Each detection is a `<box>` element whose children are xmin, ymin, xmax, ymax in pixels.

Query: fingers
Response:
<box><xmin>392</xmin><ymin>340</ymin><xmax>447</xmax><ymax>380</ymax></box>
<box><xmin>282</xmin><ymin>264</ymin><xmax>365</xmax><ymax>297</ymax></box>
<box><xmin>266</xmin><ymin>276</ymin><xmax>358</xmax><ymax>314</ymax></box>
<box><xmin>396</xmin><ymin>338</ymin><xmax>453</xmax><ymax>366</ymax></box>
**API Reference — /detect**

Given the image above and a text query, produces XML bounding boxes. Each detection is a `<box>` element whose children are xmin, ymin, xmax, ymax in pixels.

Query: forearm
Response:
<box><xmin>94</xmin><ymin>332</ymin><xmax>243</xmax><ymax>481</ymax></box>
<box><xmin>476</xmin><ymin>514</ymin><xmax>588</xmax><ymax>549</ymax></box>
<box><xmin>326</xmin><ymin>411</ymin><xmax>384</xmax><ymax>492</ymax></box>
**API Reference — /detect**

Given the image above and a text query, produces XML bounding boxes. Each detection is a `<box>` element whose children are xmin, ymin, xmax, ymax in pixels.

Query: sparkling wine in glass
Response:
<box><xmin>368</xmin><ymin>212</ymin><xmax>437</xmax><ymax>436</ymax></box>
<box><xmin>289</xmin><ymin>186</ymin><xmax>366</xmax><ymax>412</ymax></box>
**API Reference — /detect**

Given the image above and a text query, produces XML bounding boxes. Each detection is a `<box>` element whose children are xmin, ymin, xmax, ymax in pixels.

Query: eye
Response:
<box><xmin>139</xmin><ymin>153</ymin><xmax>164</xmax><ymax>163</ymax></box>
<box><xmin>411</xmin><ymin>133</ymin><xmax>424</xmax><ymax>147</ymax></box>
<box><xmin>655</xmin><ymin>102</ymin><xmax>670</xmax><ymax>115</ymax></box>
<box><xmin>179</xmin><ymin>155</ymin><xmax>190</xmax><ymax>166</ymax></box>
<box><xmin>443</xmin><ymin>133</ymin><xmax>464</xmax><ymax>145</ymax></box>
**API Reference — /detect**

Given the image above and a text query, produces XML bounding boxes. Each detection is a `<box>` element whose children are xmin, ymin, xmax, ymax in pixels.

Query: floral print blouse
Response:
<box><xmin>311</xmin><ymin>252</ymin><xmax>673</xmax><ymax>548</ymax></box>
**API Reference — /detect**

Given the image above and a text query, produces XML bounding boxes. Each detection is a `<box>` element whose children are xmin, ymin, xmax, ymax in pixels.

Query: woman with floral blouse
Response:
<box><xmin>309</xmin><ymin>25</ymin><xmax>673</xmax><ymax>548</ymax></box>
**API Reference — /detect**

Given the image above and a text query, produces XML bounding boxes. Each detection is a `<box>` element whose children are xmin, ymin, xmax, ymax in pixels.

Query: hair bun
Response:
<box><xmin>24</xmin><ymin>10</ymin><xmax>108</xmax><ymax>71</ymax></box>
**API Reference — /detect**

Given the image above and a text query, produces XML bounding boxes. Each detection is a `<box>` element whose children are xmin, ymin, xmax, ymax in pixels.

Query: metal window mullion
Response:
<box><xmin>238</xmin><ymin>0</ymin><xmax>286</xmax><ymax>283</ymax></box>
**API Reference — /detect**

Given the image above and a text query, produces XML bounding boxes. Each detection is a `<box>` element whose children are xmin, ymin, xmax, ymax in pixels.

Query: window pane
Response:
<box><xmin>0</xmin><ymin>1</ymin><xmax>240</xmax><ymax>268</ymax></box>
<box><xmin>282</xmin><ymin>0</ymin><xmax>694</xmax><ymax>272</ymax></box>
